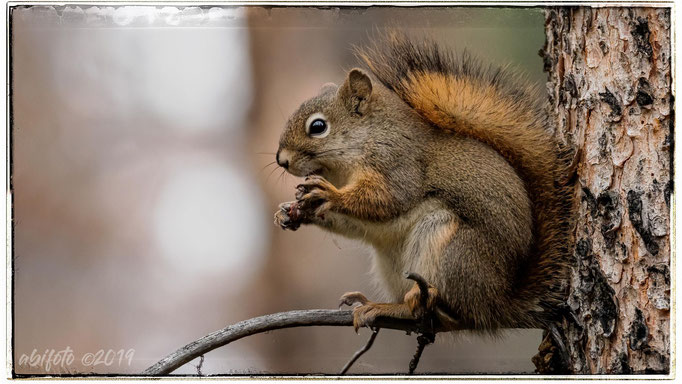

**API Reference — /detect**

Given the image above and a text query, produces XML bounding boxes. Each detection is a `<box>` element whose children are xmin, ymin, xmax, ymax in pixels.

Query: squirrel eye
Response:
<box><xmin>310</xmin><ymin>119</ymin><xmax>326</xmax><ymax>134</ymax></box>
<box><xmin>305</xmin><ymin>113</ymin><xmax>330</xmax><ymax>138</ymax></box>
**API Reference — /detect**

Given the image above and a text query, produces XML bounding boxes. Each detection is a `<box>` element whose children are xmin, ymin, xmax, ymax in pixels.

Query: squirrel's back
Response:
<box><xmin>356</xmin><ymin>32</ymin><xmax>575</xmax><ymax>327</ymax></box>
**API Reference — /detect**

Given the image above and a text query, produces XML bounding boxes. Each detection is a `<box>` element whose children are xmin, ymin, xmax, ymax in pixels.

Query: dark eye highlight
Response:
<box><xmin>309</xmin><ymin>119</ymin><xmax>327</xmax><ymax>135</ymax></box>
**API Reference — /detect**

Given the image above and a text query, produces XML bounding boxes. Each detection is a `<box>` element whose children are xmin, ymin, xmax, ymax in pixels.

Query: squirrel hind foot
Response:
<box><xmin>351</xmin><ymin>302</ymin><xmax>414</xmax><ymax>332</ymax></box>
<box><xmin>339</xmin><ymin>290</ymin><xmax>414</xmax><ymax>332</ymax></box>
<box><xmin>339</xmin><ymin>284</ymin><xmax>461</xmax><ymax>333</ymax></box>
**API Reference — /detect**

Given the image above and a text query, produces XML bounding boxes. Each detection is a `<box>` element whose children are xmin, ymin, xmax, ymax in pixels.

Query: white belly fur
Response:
<box><xmin>358</xmin><ymin>199</ymin><xmax>457</xmax><ymax>302</ymax></box>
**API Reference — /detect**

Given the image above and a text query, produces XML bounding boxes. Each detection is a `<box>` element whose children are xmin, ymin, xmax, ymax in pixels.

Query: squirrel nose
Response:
<box><xmin>276</xmin><ymin>149</ymin><xmax>289</xmax><ymax>169</ymax></box>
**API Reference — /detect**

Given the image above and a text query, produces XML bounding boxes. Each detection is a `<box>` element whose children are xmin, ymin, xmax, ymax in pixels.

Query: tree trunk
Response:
<box><xmin>541</xmin><ymin>7</ymin><xmax>671</xmax><ymax>374</ymax></box>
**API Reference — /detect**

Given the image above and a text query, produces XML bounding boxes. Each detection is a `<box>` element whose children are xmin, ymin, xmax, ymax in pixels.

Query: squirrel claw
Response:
<box><xmin>295</xmin><ymin>185</ymin><xmax>307</xmax><ymax>201</ymax></box>
<box><xmin>351</xmin><ymin>305</ymin><xmax>377</xmax><ymax>332</ymax></box>
<box><xmin>339</xmin><ymin>292</ymin><xmax>379</xmax><ymax>332</ymax></box>
<box><xmin>295</xmin><ymin>175</ymin><xmax>338</xmax><ymax>217</ymax></box>
<box><xmin>298</xmin><ymin>190</ymin><xmax>327</xmax><ymax>207</ymax></box>
<box><xmin>339</xmin><ymin>291</ymin><xmax>370</xmax><ymax>307</ymax></box>
<box><xmin>296</xmin><ymin>176</ymin><xmax>337</xmax><ymax>199</ymax></box>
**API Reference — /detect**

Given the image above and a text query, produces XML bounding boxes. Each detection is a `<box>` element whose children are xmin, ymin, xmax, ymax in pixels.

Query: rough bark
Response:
<box><xmin>543</xmin><ymin>7</ymin><xmax>671</xmax><ymax>374</ymax></box>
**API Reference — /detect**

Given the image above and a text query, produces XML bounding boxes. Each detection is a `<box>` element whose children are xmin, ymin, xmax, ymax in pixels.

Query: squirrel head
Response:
<box><xmin>276</xmin><ymin>68</ymin><xmax>379</xmax><ymax>182</ymax></box>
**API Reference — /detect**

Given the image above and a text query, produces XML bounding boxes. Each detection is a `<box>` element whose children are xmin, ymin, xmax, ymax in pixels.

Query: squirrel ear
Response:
<box><xmin>319</xmin><ymin>82</ymin><xmax>338</xmax><ymax>94</ymax></box>
<box><xmin>339</xmin><ymin>68</ymin><xmax>373</xmax><ymax>115</ymax></box>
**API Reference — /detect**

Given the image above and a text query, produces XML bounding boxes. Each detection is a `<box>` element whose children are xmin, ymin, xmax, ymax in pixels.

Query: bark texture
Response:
<box><xmin>543</xmin><ymin>7</ymin><xmax>671</xmax><ymax>374</ymax></box>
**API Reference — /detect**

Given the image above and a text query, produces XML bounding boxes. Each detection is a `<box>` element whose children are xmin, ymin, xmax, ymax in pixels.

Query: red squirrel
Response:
<box><xmin>274</xmin><ymin>32</ymin><xmax>574</xmax><ymax>333</ymax></box>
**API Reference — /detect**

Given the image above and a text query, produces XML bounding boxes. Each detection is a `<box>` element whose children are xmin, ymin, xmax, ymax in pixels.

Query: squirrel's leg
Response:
<box><xmin>431</xmin><ymin>224</ymin><xmax>523</xmax><ymax>330</ymax></box>
<box><xmin>296</xmin><ymin>172</ymin><xmax>401</xmax><ymax>222</ymax></box>
<box><xmin>276</xmin><ymin>170</ymin><xmax>403</xmax><ymax>236</ymax></box>
<box><xmin>341</xmin><ymin>208</ymin><xmax>462</xmax><ymax>331</ymax></box>
<box><xmin>340</xmin><ymin>283</ymin><xmax>459</xmax><ymax>331</ymax></box>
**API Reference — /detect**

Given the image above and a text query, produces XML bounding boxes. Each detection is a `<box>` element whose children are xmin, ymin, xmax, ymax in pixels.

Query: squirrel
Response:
<box><xmin>273</xmin><ymin>32</ymin><xmax>575</xmax><ymax>333</ymax></box>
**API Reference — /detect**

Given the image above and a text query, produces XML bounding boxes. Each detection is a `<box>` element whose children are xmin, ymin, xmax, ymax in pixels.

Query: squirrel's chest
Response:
<box><xmin>361</xmin><ymin>199</ymin><xmax>458</xmax><ymax>300</ymax></box>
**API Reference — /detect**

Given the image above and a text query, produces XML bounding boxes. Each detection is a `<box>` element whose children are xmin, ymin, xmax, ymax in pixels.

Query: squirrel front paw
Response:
<box><xmin>274</xmin><ymin>201</ymin><xmax>306</xmax><ymax>231</ymax></box>
<box><xmin>273</xmin><ymin>196</ymin><xmax>325</xmax><ymax>230</ymax></box>
<box><xmin>295</xmin><ymin>175</ymin><xmax>339</xmax><ymax>218</ymax></box>
<box><xmin>275</xmin><ymin>176</ymin><xmax>339</xmax><ymax>231</ymax></box>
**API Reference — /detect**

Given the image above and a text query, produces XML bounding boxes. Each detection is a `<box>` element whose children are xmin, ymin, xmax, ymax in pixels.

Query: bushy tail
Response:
<box><xmin>357</xmin><ymin>32</ymin><xmax>575</xmax><ymax>327</ymax></box>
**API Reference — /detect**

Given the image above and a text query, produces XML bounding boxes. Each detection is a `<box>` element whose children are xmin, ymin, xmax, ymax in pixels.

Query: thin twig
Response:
<box><xmin>195</xmin><ymin>355</ymin><xmax>204</xmax><ymax>376</ymax></box>
<box><xmin>408</xmin><ymin>334</ymin><xmax>434</xmax><ymax>374</ymax></box>
<box><xmin>339</xmin><ymin>328</ymin><xmax>380</xmax><ymax>375</ymax></box>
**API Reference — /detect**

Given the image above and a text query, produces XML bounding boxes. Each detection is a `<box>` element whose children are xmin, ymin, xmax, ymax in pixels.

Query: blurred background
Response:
<box><xmin>11</xmin><ymin>5</ymin><xmax>547</xmax><ymax>375</ymax></box>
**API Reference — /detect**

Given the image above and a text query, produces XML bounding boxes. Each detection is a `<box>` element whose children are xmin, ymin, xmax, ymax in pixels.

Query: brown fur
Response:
<box><xmin>275</xmin><ymin>32</ymin><xmax>576</xmax><ymax>331</ymax></box>
<box><xmin>336</xmin><ymin>168</ymin><xmax>401</xmax><ymax>221</ymax></box>
<box><xmin>356</xmin><ymin>32</ymin><xmax>575</xmax><ymax>326</ymax></box>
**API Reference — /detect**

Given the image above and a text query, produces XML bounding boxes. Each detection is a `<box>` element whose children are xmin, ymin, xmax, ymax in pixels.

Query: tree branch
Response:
<box><xmin>142</xmin><ymin>308</ymin><xmax>442</xmax><ymax>375</ymax></box>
